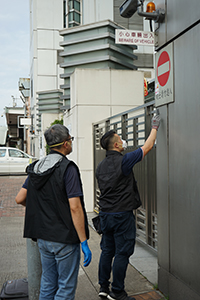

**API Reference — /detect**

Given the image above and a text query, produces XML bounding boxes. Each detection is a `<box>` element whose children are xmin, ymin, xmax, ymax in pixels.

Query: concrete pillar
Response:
<box><xmin>26</xmin><ymin>239</ymin><xmax>42</xmax><ymax>300</ymax></box>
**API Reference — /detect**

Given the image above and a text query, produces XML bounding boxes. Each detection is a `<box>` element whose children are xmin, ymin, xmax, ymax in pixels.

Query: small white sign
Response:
<box><xmin>155</xmin><ymin>82</ymin><xmax>160</xmax><ymax>96</ymax></box>
<box><xmin>20</xmin><ymin>118</ymin><xmax>32</xmax><ymax>126</ymax></box>
<box><xmin>115</xmin><ymin>29</ymin><xmax>154</xmax><ymax>46</ymax></box>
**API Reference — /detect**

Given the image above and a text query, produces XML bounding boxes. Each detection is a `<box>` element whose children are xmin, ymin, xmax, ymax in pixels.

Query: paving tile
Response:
<box><xmin>132</xmin><ymin>291</ymin><xmax>164</xmax><ymax>299</ymax></box>
<box><xmin>149</xmin><ymin>290</ymin><xmax>163</xmax><ymax>299</ymax></box>
<box><xmin>0</xmin><ymin>176</ymin><xmax>164</xmax><ymax>300</ymax></box>
<box><xmin>0</xmin><ymin>176</ymin><xmax>26</xmax><ymax>218</ymax></box>
<box><xmin>133</xmin><ymin>295</ymin><xmax>144</xmax><ymax>299</ymax></box>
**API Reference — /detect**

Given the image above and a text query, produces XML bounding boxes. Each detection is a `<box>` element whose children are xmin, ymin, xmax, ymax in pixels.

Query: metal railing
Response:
<box><xmin>93</xmin><ymin>100</ymin><xmax>158</xmax><ymax>250</ymax></box>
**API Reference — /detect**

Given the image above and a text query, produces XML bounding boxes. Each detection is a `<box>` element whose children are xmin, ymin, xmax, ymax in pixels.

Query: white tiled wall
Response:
<box><xmin>37</xmin><ymin>50</ymin><xmax>57</xmax><ymax>75</ymax></box>
<box><xmin>37</xmin><ymin>30</ymin><xmax>54</xmax><ymax>48</ymax></box>
<box><xmin>37</xmin><ymin>76</ymin><xmax>57</xmax><ymax>92</ymax></box>
<box><xmin>35</xmin><ymin>0</ymin><xmax>63</xmax><ymax>29</ymax></box>
<box><xmin>64</xmin><ymin>68</ymin><xmax>144</xmax><ymax>212</ymax></box>
<box><xmin>82</xmin><ymin>0</ymin><xmax>113</xmax><ymax>24</ymax></box>
<box><xmin>30</xmin><ymin>0</ymin><xmax>63</xmax><ymax>157</ymax></box>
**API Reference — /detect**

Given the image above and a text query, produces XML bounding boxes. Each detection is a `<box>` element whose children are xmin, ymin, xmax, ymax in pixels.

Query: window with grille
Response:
<box><xmin>63</xmin><ymin>0</ymin><xmax>81</xmax><ymax>28</ymax></box>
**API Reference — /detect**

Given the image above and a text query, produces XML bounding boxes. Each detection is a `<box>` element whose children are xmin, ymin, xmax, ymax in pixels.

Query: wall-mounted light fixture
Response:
<box><xmin>119</xmin><ymin>0</ymin><xmax>165</xmax><ymax>31</ymax></box>
<box><xmin>137</xmin><ymin>0</ymin><xmax>165</xmax><ymax>23</ymax></box>
<box><xmin>146</xmin><ymin>1</ymin><xmax>156</xmax><ymax>13</ymax></box>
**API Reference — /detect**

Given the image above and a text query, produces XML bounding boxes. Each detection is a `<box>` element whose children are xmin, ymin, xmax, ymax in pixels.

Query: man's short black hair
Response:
<box><xmin>100</xmin><ymin>130</ymin><xmax>116</xmax><ymax>150</ymax></box>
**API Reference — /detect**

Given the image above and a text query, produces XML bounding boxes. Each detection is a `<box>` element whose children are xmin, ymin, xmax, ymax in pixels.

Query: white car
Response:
<box><xmin>0</xmin><ymin>147</ymin><xmax>37</xmax><ymax>175</ymax></box>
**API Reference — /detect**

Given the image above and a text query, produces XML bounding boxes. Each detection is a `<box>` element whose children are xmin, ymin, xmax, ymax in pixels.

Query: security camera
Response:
<box><xmin>119</xmin><ymin>0</ymin><xmax>138</xmax><ymax>18</ymax></box>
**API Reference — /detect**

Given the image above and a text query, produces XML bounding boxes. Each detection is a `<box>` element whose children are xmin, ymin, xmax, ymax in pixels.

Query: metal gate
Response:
<box><xmin>93</xmin><ymin>100</ymin><xmax>158</xmax><ymax>250</ymax></box>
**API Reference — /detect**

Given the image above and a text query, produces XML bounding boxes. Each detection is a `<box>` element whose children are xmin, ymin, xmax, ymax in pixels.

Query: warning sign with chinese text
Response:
<box><xmin>115</xmin><ymin>29</ymin><xmax>154</xmax><ymax>46</ymax></box>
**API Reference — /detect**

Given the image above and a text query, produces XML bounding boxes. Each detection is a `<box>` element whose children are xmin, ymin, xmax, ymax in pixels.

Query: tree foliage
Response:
<box><xmin>46</xmin><ymin>118</ymin><xmax>63</xmax><ymax>154</ymax></box>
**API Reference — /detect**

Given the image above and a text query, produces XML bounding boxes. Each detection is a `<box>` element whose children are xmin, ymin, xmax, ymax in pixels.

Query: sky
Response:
<box><xmin>0</xmin><ymin>0</ymin><xmax>29</xmax><ymax>125</ymax></box>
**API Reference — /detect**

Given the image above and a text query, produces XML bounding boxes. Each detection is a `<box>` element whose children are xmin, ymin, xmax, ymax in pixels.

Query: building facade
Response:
<box><xmin>155</xmin><ymin>0</ymin><xmax>200</xmax><ymax>299</ymax></box>
<box><xmin>29</xmin><ymin>0</ymin><xmax>154</xmax><ymax>157</ymax></box>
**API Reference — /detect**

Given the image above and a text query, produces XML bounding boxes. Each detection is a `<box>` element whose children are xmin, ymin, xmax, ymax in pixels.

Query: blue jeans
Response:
<box><xmin>37</xmin><ymin>239</ymin><xmax>80</xmax><ymax>300</ymax></box>
<box><xmin>98</xmin><ymin>211</ymin><xmax>136</xmax><ymax>293</ymax></box>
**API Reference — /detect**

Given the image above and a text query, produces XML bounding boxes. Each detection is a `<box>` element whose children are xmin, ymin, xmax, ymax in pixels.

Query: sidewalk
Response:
<box><xmin>0</xmin><ymin>176</ymin><xmax>165</xmax><ymax>300</ymax></box>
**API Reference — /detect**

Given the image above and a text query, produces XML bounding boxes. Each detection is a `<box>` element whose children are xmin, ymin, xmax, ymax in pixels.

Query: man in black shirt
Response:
<box><xmin>96</xmin><ymin>114</ymin><xmax>160</xmax><ymax>300</ymax></box>
<box><xmin>16</xmin><ymin>124</ymin><xmax>92</xmax><ymax>300</ymax></box>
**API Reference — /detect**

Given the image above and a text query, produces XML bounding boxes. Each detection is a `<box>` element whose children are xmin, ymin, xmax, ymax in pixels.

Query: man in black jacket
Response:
<box><xmin>96</xmin><ymin>114</ymin><xmax>160</xmax><ymax>300</ymax></box>
<box><xmin>16</xmin><ymin>124</ymin><xmax>92</xmax><ymax>300</ymax></box>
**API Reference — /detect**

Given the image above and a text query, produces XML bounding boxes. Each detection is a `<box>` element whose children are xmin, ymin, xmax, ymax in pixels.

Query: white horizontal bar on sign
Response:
<box><xmin>158</xmin><ymin>61</ymin><xmax>170</xmax><ymax>77</ymax></box>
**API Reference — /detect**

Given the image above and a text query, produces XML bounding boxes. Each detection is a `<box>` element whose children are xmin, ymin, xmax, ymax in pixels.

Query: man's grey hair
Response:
<box><xmin>44</xmin><ymin>124</ymin><xmax>70</xmax><ymax>147</ymax></box>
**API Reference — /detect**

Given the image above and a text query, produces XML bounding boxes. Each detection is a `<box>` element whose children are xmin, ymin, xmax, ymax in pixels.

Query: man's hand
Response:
<box><xmin>151</xmin><ymin>115</ymin><xmax>161</xmax><ymax>131</ymax></box>
<box><xmin>142</xmin><ymin>113</ymin><xmax>161</xmax><ymax>156</ymax></box>
<box><xmin>81</xmin><ymin>240</ymin><xmax>92</xmax><ymax>267</ymax></box>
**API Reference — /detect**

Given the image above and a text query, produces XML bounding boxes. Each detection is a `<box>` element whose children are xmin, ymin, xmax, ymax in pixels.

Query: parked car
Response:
<box><xmin>0</xmin><ymin>147</ymin><xmax>37</xmax><ymax>175</ymax></box>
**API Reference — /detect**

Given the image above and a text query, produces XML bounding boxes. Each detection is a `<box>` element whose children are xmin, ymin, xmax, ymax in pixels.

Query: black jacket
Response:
<box><xmin>24</xmin><ymin>151</ymin><xmax>89</xmax><ymax>244</ymax></box>
<box><xmin>96</xmin><ymin>150</ymin><xmax>141</xmax><ymax>213</ymax></box>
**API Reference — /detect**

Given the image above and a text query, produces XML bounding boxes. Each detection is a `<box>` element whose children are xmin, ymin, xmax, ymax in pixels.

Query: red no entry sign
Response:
<box><xmin>157</xmin><ymin>51</ymin><xmax>171</xmax><ymax>87</ymax></box>
<box><xmin>155</xmin><ymin>43</ymin><xmax>174</xmax><ymax>107</ymax></box>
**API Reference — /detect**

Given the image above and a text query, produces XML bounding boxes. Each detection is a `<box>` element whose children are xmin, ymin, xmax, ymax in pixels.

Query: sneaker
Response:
<box><xmin>99</xmin><ymin>286</ymin><xmax>110</xmax><ymax>298</ymax></box>
<box><xmin>107</xmin><ymin>290</ymin><xmax>135</xmax><ymax>300</ymax></box>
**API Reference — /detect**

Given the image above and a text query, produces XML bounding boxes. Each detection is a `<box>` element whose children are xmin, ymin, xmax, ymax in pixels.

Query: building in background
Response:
<box><xmin>18</xmin><ymin>78</ymin><xmax>31</xmax><ymax>153</ymax></box>
<box><xmin>2</xmin><ymin>78</ymin><xmax>31</xmax><ymax>152</ymax></box>
<box><xmin>29</xmin><ymin>0</ymin><xmax>154</xmax><ymax>158</ymax></box>
<box><xmin>4</xmin><ymin>106</ymin><xmax>25</xmax><ymax>149</ymax></box>
<box><xmin>0</xmin><ymin>126</ymin><xmax>8</xmax><ymax>146</ymax></box>
<box><xmin>29</xmin><ymin>0</ymin><xmax>64</xmax><ymax>156</ymax></box>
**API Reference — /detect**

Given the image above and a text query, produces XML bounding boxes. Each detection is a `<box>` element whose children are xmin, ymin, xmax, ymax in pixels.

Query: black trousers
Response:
<box><xmin>98</xmin><ymin>211</ymin><xmax>136</xmax><ymax>292</ymax></box>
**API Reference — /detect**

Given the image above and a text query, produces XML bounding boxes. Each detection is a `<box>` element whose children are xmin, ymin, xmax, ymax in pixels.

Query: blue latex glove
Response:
<box><xmin>81</xmin><ymin>240</ymin><xmax>92</xmax><ymax>267</ymax></box>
